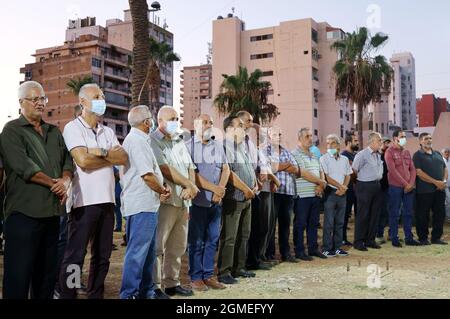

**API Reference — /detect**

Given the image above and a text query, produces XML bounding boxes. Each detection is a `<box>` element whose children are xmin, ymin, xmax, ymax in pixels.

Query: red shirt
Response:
<box><xmin>384</xmin><ymin>145</ymin><xmax>416</xmax><ymax>188</ymax></box>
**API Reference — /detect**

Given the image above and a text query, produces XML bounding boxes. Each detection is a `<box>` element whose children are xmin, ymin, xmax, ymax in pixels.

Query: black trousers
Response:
<box><xmin>246</xmin><ymin>193</ymin><xmax>273</xmax><ymax>267</ymax></box>
<box><xmin>354</xmin><ymin>181</ymin><xmax>383</xmax><ymax>246</ymax></box>
<box><xmin>59</xmin><ymin>203</ymin><xmax>114</xmax><ymax>299</ymax></box>
<box><xmin>267</xmin><ymin>193</ymin><xmax>294</xmax><ymax>259</ymax></box>
<box><xmin>2</xmin><ymin>212</ymin><xmax>60</xmax><ymax>299</ymax></box>
<box><xmin>343</xmin><ymin>188</ymin><xmax>357</xmax><ymax>242</ymax></box>
<box><xmin>415</xmin><ymin>191</ymin><xmax>446</xmax><ymax>242</ymax></box>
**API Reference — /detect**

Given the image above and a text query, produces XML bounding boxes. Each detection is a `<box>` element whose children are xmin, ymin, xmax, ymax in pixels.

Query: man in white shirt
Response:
<box><xmin>59</xmin><ymin>83</ymin><xmax>128</xmax><ymax>299</ymax></box>
<box><xmin>119</xmin><ymin>106</ymin><xmax>171</xmax><ymax>299</ymax></box>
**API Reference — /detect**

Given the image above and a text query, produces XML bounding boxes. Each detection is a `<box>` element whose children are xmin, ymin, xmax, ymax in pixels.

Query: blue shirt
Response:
<box><xmin>186</xmin><ymin>137</ymin><xmax>228</xmax><ymax>208</ymax></box>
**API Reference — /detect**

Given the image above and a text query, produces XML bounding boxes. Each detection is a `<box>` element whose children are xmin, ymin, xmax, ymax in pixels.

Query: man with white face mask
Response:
<box><xmin>59</xmin><ymin>83</ymin><xmax>128</xmax><ymax>299</ymax></box>
<box><xmin>150</xmin><ymin>106</ymin><xmax>199</xmax><ymax>298</ymax></box>
<box><xmin>384</xmin><ymin>130</ymin><xmax>420</xmax><ymax>247</ymax></box>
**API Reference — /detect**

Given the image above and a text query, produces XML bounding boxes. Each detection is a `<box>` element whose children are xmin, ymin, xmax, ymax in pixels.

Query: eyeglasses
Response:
<box><xmin>23</xmin><ymin>96</ymin><xmax>48</xmax><ymax>104</ymax></box>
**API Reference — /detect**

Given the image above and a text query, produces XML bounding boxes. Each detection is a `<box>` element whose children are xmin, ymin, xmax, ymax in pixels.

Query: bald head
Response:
<box><xmin>157</xmin><ymin>106</ymin><xmax>179</xmax><ymax>136</ymax></box>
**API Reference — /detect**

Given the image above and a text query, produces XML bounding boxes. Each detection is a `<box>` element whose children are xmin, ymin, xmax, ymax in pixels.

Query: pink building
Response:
<box><xmin>211</xmin><ymin>15</ymin><xmax>353</xmax><ymax>149</ymax></box>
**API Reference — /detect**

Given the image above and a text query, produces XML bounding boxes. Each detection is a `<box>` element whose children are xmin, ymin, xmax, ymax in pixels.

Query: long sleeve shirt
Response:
<box><xmin>384</xmin><ymin>146</ymin><xmax>416</xmax><ymax>188</ymax></box>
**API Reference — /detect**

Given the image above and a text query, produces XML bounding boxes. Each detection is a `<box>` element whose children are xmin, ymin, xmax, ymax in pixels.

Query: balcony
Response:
<box><xmin>106</xmin><ymin>102</ymin><xmax>129</xmax><ymax>111</ymax></box>
<box><xmin>104</xmin><ymin>87</ymin><xmax>131</xmax><ymax>97</ymax></box>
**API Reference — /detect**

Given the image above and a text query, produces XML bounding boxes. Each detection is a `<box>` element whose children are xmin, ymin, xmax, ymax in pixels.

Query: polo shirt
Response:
<box><xmin>413</xmin><ymin>149</ymin><xmax>446</xmax><ymax>194</ymax></box>
<box><xmin>320</xmin><ymin>153</ymin><xmax>352</xmax><ymax>189</ymax></box>
<box><xmin>120</xmin><ymin>128</ymin><xmax>163</xmax><ymax>216</ymax></box>
<box><xmin>63</xmin><ymin>116</ymin><xmax>119</xmax><ymax>209</ymax></box>
<box><xmin>291</xmin><ymin>147</ymin><xmax>322</xmax><ymax>199</ymax></box>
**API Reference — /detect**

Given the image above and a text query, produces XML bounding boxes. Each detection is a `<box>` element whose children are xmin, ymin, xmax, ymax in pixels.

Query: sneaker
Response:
<box><xmin>218</xmin><ymin>274</ymin><xmax>238</xmax><ymax>285</ymax></box>
<box><xmin>335</xmin><ymin>249</ymin><xmax>349</xmax><ymax>257</ymax></box>
<box><xmin>309</xmin><ymin>250</ymin><xmax>328</xmax><ymax>259</ymax></box>
<box><xmin>154</xmin><ymin>288</ymin><xmax>171</xmax><ymax>299</ymax></box>
<box><xmin>191</xmin><ymin>280</ymin><xmax>209</xmax><ymax>292</ymax></box>
<box><xmin>322</xmin><ymin>250</ymin><xmax>336</xmax><ymax>258</ymax></box>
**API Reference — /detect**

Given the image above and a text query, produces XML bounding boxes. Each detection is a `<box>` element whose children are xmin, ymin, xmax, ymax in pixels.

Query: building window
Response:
<box><xmin>340</xmin><ymin>125</ymin><xmax>344</xmax><ymax>138</ymax></box>
<box><xmin>250</xmin><ymin>34</ymin><xmax>273</xmax><ymax>42</ymax></box>
<box><xmin>376</xmin><ymin>123</ymin><xmax>379</xmax><ymax>132</ymax></box>
<box><xmin>262</xmin><ymin>71</ymin><xmax>274</xmax><ymax>77</ymax></box>
<box><xmin>92</xmin><ymin>58</ymin><xmax>102</xmax><ymax>68</ymax></box>
<box><xmin>311</xmin><ymin>29</ymin><xmax>318</xmax><ymax>43</ymax></box>
<box><xmin>314</xmin><ymin>108</ymin><xmax>318</xmax><ymax>118</ymax></box>
<box><xmin>381</xmin><ymin>123</ymin><xmax>385</xmax><ymax>134</ymax></box>
<box><xmin>314</xmin><ymin>129</ymin><xmax>318</xmax><ymax>137</ymax></box>
<box><xmin>314</xmin><ymin>89</ymin><xmax>319</xmax><ymax>103</ymax></box>
<box><xmin>340</xmin><ymin>110</ymin><xmax>343</xmax><ymax>119</ymax></box>
<box><xmin>250</xmin><ymin>52</ymin><xmax>274</xmax><ymax>60</ymax></box>
<box><xmin>47</xmin><ymin>111</ymin><xmax>53</xmax><ymax>117</ymax></box>
<box><xmin>25</xmin><ymin>70</ymin><xmax>32</xmax><ymax>78</ymax></box>
<box><xmin>312</xmin><ymin>67</ymin><xmax>319</xmax><ymax>81</ymax></box>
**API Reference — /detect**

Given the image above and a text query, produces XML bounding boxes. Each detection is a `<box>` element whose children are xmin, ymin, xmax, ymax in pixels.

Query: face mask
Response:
<box><xmin>327</xmin><ymin>148</ymin><xmax>338</xmax><ymax>156</ymax></box>
<box><xmin>90</xmin><ymin>99</ymin><xmax>106</xmax><ymax>116</ymax></box>
<box><xmin>203</xmin><ymin>128</ymin><xmax>215</xmax><ymax>141</ymax></box>
<box><xmin>166</xmin><ymin>120</ymin><xmax>179</xmax><ymax>136</ymax></box>
<box><xmin>399</xmin><ymin>138</ymin><xmax>407</xmax><ymax>147</ymax></box>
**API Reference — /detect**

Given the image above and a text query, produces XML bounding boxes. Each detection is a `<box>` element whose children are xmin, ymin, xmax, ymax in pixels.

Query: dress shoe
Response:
<box><xmin>419</xmin><ymin>240</ymin><xmax>431</xmax><ymax>246</ymax></box>
<box><xmin>431</xmin><ymin>239</ymin><xmax>448</xmax><ymax>245</ymax></box>
<box><xmin>154</xmin><ymin>288</ymin><xmax>170</xmax><ymax>299</ymax></box>
<box><xmin>203</xmin><ymin>277</ymin><xmax>226</xmax><ymax>290</ymax></box>
<box><xmin>247</xmin><ymin>263</ymin><xmax>272</xmax><ymax>271</ymax></box>
<box><xmin>405</xmin><ymin>239</ymin><xmax>421</xmax><ymax>246</ymax></box>
<box><xmin>366</xmin><ymin>242</ymin><xmax>382</xmax><ymax>249</ymax></box>
<box><xmin>392</xmin><ymin>241</ymin><xmax>403</xmax><ymax>248</ymax></box>
<box><xmin>191</xmin><ymin>280</ymin><xmax>209</xmax><ymax>292</ymax></box>
<box><xmin>218</xmin><ymin>274</ymin><xmax>238</xmax><ymax>285</ymax></box>
<box><xmin>354</xmin><ymin>244</ymin><xmax>368</xmax><ymax>252</ymax></box>
<box><xmin>282</xmin><ymin>255</ymin><xmax>300</xmax><ymax>263</ymax></box>
<box><xmin>342</xmin><ymin>240</ymin><xmax>353</xmax><ymax>247</ymax></box>
<box><xmin>309</xmin><ymin>250</ymin><xmax>327</xmax><ymax>259</ymax></box>
<box><xmin>165</xmin><ymin>285</ymin><xmax>194</xmax><ymax>297</ymax></box>
<box><xmin>233</xmin><ymin>269</ymin><xmax>256</xmax><ymax>278</ymax></box>
<box><xmin>296</xmin><ymin>253</ymin><xmax>313</xmax><ymax>261</ymax></box>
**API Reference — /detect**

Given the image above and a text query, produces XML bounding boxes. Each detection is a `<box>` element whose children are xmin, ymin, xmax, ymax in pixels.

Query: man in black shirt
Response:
<box><xmin>341</xmin><ymin>132</ymin><xmax>359</xmax><ymax>246</ymax></box>
<box><xmin>413</xmin><ymin>133</ymin><xmax>448</xmax><ymax>245</ymax></box>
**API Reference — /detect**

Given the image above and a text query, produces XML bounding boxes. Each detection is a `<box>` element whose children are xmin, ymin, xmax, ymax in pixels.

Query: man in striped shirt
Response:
<box><xmin>291</xmin><ymin>128</ymin><xmax>328</xmax><ymax>261</ymax></box>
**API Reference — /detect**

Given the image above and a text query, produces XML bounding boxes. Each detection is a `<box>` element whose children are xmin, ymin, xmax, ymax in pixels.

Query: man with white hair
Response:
<box><xmin>442</xmin><ymin>148</ymin><xmax>450</xmax><ymax>221</ymax></box>
<box><xmin>0</xmin><ymin>81</ymin><xmax>74</xmax><ymax>299</ymax></box>
<box><xmin>320</xmin><ymin>134</ymin><xmax>352</xmax><ymax>257</ymax></box>
<box><xmin>151</xmin><ymin>106</ymin><xmax>199</xmax><ymax>298</ymax></box>
<box><xmin>352</xmin><ymin>132</ymin><xmax>384</xmax><ymax>251</ymax></box>
<box><xmin>119</xmin><ymin>106</ymin><xmax>172</xmax><ymax>299</ymax></box>
<box><xmin>59</xmin><ymin>83</ymin><xmax>128</xmax><ymax>299</ymax></box>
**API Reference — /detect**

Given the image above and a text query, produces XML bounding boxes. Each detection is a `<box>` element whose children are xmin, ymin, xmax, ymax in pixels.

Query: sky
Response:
<box><xmin>1</xmin><ymin>0</ymin><xmax>450</xmax><ymax>129</ymax></box>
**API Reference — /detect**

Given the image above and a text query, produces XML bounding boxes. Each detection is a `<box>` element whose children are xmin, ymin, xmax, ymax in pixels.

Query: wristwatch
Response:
<box><xmin>100</xmin><ymin>148</ymin><xmax>109</xmax><ymax>158</ymax></box>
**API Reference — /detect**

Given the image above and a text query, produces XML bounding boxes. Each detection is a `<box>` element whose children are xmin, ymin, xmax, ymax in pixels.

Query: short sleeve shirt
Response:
<box><xmin>291</xmin><ymin>147</ymin><xmax>322</xmax><ymax>198</ymax></box>
<box><xmin>413</xmin><ymin>149</ymin><xmax>446</xmax><ymax>194</ymax></box>
<box><xmin>63</xmin><ymin>116</ymin><xmax>119</xmax><ymax>209</ymax></box>
<box><xmin>320</xmin><ymin>153</ymin><xmax>353</xmax><ymax>189</ymax></box>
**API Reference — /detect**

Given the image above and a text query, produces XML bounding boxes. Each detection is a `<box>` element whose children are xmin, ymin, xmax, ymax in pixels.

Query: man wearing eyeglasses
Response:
<box><xmin>0</xmin><ymin>81</ymin><xmax>74</xmax><ymax>299</ymax></box>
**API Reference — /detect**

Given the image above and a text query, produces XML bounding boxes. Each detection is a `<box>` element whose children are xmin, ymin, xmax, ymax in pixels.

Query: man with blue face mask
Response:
<box><xmin>319</xmin><ymin>134</ymin><xmax>352</xmax><ymax>257</ymax></box>
<box><xmin>59</xmin><ymin>83</ymin><xmax>128</xmax><ymax>299</ymax></box>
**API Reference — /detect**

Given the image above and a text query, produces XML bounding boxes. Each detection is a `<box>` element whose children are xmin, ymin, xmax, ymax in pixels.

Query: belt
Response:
<box><xmin>357</xmin><ymin>180</ymin><xmax>380</xmax><ymax>184</ymax></box>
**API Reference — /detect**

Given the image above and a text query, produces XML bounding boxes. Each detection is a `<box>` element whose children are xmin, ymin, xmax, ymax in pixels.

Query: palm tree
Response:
<box><xmin>331</xmin><ymin>27</ymin><xmax>393</xmax><ymax>145</ymax></box>
<box><xmin>66</xmin><ymin>75</ymin><xmax>94</xmax><ymax>95</ymax></box>
<box><xmin>128</xmin><ymin>0</ymin><xmax>151</xmax><ymax>107</ymax></box>
<box><xmin>214</xmin><ymin>66</ymin><xmax>279</xmax><ymax>125</ymax></box>
<box><xmin>139</xmin><ymin>38</ymin><xmax>180</xmax><ymax>112</ymax></box>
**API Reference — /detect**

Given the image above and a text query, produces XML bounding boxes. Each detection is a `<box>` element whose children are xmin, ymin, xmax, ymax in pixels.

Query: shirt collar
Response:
<box><xmin>18</xmin><ymin>115</ymin><xmax>48</xmax><ymax>128</ymax></box>
<box><xmin>78</xmin><ymin>116</ymin><xmax>104</xmax><ymax>133</ymax></box>
<box><xmin>130</xmin><ymin>127</ymin><xmax>150</xmax><ymax>140</ymax></box>
<box><xmin>368</xmin><ymin>146</ymin><xmax>378</xmax><ymax>154</ymax></box>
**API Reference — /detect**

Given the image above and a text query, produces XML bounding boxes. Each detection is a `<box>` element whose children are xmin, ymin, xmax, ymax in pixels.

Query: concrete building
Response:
<box><xmin>211</xmin><ymin>15</ymin><xmax>352</xmax><ymax>150</ymax></box>
<box><xmin>180</xmin><ymin>64</ymin><xmax>212</xmax><ymax>130</ymax></box>
<box><xmin>389</xmin><ymin>52</ymin><xmax>417</xmax><ymax>131</ymax></box>
<box><xmin>107</xmin><ymin>9</ymin><xmax>175</xmax><ymax>109</ymax></box>
<box><xmin>416</xmin><ymin>94</ymin><xmax>450</xmax><ymax>127</ymax></box>
<box><xmin>21</xmin><ymin>31</ymin><xmax>132</xmax><ymax>140</ymax></box>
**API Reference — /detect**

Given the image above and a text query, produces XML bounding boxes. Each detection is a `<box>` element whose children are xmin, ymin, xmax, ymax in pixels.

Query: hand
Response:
<box><xmin>244</xmin><ymin>187</ymin><xmax>256</xmax><ymax>200</ymax></box>
<box><xmin>106</xmin><ymin>145</ymin><xmax>125</xmax><ymax>157</ymax></box>
<box><xmin>318</xmin><ymin>179</ymin><xmax>327</xmax><ymax>189</ymax></box>
<box><xmin>212</xmin><ymin>194</ymin><xmax>222</xmax><ymax>204</ymax></box>
<box><xmin>51</xmin><ymin>177</ymin><xmax>70</xmax><ymax>197</ymax></box>
<box><xmin>259</xmin><ymin>174</ymin><xmax>269</xmax><ymax>182</ymax></box>
<box><xmin>335</xmin><ymin>189</ymin><xmax>345</xmax><ymax>197</ymax></box>
<box><xmin>181</xmin><ymin>183</ymin><xmax>200</xmax><ymax>200</ymax></box>
<box><xmin>404</xmin><ymin>184</ymin><xmax>415</xmax><ymax>193</ymax></box>
<box><xmin>337</xmin><ymin>185</ymin><xmax>348</xmax><ymax>196</ymax></box>
<box><xmin>160</xmin><ymin>185</ymin><xmax>172</xmax><ymax>202</ymax></box>
<box><xmin>285</xmin><ymin>164</ymin><xmax>299</xmax><ymax>175</ymax></box>
<box><xmin>315</xmin><ymin>185</ymin><xmax>324</xmax><ymax>197</ymax></box>
<box><xmin>59</xmin><ymin>193</ymin><xmax>68</xmax><ymax>205</ymax></box>
<box><xmin>257</xmin><ymin>179</ymin><xmax>263</xmax><ymax>191</ymax></box>
<box><xmin>435</xmin><ymin>180</ymin><xmax>447</xmax><ymax>191</ymax></box>
<box><xmin>213</xmin><ymin>185</ymin><xmax>226</xmax><ymax>198</ymax></box>
<box><xmin>270</xmin><ymin>182</ymin><xmax>278</xmax><ymax>193</ymax></box>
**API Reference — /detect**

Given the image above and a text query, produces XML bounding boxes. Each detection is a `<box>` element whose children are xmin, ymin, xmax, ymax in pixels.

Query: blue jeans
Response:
<box><xmin>293</xmin><ymin>197</ymin><xmax>320</xmax><ymax>256</ymax></box>
<box><xmin>114</xmin><ymin>197</ymin><xmax>122</xmax><ymax>231</ymax></box>
<box><xmin>120</xmin><ymin>212</ymin><xmax>158</xmax><ymax>299</ymax></box>
<box><xmin>188</xmin><ymin>204</ymin><xmax>222</xmax><ymax>281</ymax></box>
<box><xmin>388</xmin><ymin>186</ymin><xmax>414</xmax><ymax>242</ymax></box>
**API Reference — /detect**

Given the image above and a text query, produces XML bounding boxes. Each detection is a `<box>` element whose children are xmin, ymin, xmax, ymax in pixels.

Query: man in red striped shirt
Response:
<box><xmin>384</xmin><ymin>130</ymin><xmax>421</xmax><ymax>247</ymax></box>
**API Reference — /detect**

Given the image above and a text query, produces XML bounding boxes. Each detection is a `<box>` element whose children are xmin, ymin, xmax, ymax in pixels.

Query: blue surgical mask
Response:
<box><xmin>166</xmin><ymin>120</ymin><xmax>179</xmax><ymax>136</ymax></box>
<box><xmin>91</xmin><ymin>99</ymin><xmax>106</xmax><ymax>116</ymax></box>
<box><xmin>327</xmin><ymin>148</ymin><xmax>338</xmax><ymax>156</ymax></box>
<box><xmin>399</xmin><ymin>138</ymin><xmax>407</xmax><ymax>147</ymax></box>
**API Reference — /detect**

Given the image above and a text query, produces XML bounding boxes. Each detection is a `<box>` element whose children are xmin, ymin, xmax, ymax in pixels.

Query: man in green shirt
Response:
<box><xmin>0</xmin><ymin>81</ymin><xmax>74</xmax><ymax>299</ymax></box>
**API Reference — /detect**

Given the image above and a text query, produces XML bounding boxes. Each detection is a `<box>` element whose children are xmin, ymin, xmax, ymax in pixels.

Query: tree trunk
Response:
<box><xmin>149</xmin><ymin>61</ymin><xmax>161</xmax><ymax>114</ymax></box>
<box><xmin>357</xmin><ymin>103</ymin><xmax>364</xmax><ymax>147</ymax></box>
<box><xmin>129</xmin><ymin>0</ymin><xmax>150</xmax><ymax>107</ymax></box>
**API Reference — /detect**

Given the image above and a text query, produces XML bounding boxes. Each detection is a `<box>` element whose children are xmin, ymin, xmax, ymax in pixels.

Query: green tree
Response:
<box><xmin>66</xmin><ymin>75</ymin><xmax>94</xmax><ymax>95</ymax></box>
<box><xmin>214</xmin><ymin>66</ymin><xmax>279</xmax><ymax>125</ymax></box>
<box><xmin>331</xmin><ymin>27</ymin><xmax>393</xmax><ymax>145</ymax></box>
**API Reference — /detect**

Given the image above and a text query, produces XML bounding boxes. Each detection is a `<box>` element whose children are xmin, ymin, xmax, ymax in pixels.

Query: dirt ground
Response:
<box><xmin>1</xmin><ymin>219</ymin><xmax>450</xmax><ymax>299</ymax></box>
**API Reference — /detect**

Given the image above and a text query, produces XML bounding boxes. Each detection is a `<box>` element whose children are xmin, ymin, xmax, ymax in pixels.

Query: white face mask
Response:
<box><xmin>165</xmin><ymin>120</ymin><xmax>179</xmax><ymax>136</ymax></box>
<box><xmin>202</xmin><ymin>128</ymin><xmax>215</xmax><ymax>141</ymax></box>
<box><xmin>399</xmin><ymin>138</ymin><xmax>407</xmax><ymax>147</ymax></box>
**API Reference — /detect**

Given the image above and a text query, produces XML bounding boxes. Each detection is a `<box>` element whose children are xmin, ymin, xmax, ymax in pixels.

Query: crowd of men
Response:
<box><xmin>0</xmin><ymin>80</ymin><xmax>449</xmax><ymax>299</ymax></box>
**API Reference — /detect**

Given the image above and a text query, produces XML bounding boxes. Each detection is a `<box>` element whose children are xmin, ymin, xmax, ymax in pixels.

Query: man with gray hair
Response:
<box><xmin>320</xmin><ymin>134</ymin><xmax>352</xmax><ymax>257</ymax></box>
<box><xmin>442</xmin><ymin>148</ymin><xmax>450</xmax><ymax>222</ymax></box>
<box><xmin>352</xmin><ymin>132</ymin><xmax>384</xmax><ymax>251</ymax></box>
<box><xmin>1</xmin><ymin>81</ymin><xmax>74</xmax><ymax>299</ymax></box>
<box><xmin>151</xmin><ymin>106</ymin><xmax>199</xmax><ymax>298</ymax></box>
<box><xmin>59</xmin><ymin>83</ymin><xmax>128</xmax><ymax>299</ymax></box>
<box><xmin>119</xmin><ymin>105</ymin><xmax>172</xmax><ymax>299</ymax></box>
